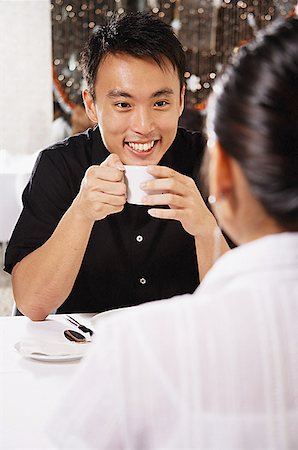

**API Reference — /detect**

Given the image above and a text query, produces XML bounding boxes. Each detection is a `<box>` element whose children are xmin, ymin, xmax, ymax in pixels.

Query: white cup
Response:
<box><xmin>124</xmin><ymin>165</ymin><xmax>155</xmax><ymax>205</ymax></box>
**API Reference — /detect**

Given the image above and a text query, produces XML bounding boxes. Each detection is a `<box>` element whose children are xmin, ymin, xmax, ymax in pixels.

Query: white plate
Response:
<box><xmin>14</xmin><ymin>340</ymin><xmax>87</xmax><ymax>362</ymax></box>
<box><xmin>91</xmin><ymin>306</ymin><xmax>131</xmax><ymax>325</ymax></box>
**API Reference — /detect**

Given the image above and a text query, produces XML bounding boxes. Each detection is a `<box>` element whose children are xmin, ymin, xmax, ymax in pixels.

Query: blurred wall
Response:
<box><xmin>0</xmin><ymin>0</ymin><xmax>52</xmax><ymax>155</ymax></box>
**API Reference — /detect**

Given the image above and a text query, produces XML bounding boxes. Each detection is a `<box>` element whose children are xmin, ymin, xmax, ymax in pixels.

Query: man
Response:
<box><xmin>4</xmin><ymin>12</ymin><xmax>227</xmax><ymax>320</ymax></box>
<box><xmin>71</xmin><ymin>102</ymin><xmax>93</xmax><ymax>134</ymax></box>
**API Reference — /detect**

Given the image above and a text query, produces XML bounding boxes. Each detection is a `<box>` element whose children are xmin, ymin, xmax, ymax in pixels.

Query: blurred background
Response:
<box><xmin>0</xmin><ymin>0</ymin><xmax>296</xmax><ymax>315</ymax></box>
<box><xmin>51</xmin><ymin>0</ymin><xmax>296</xmax><ymax>108</ymax></box>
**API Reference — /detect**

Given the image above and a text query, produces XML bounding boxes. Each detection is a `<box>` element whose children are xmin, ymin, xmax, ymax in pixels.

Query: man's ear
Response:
<box><xmin>179</xmin><ymin>85</ymin><xmax>185</xmax><ymax>117</ymax></box>
<box><xmin>82</xmin><ymin>89</ymin><xmax>98</xmax><ymax>124</ymax></box>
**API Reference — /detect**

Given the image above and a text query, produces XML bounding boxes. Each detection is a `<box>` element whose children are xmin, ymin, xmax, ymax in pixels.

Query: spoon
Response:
<box><xmin>64</xmin><ymin>329</ymin><xmax>87</xmax><ymax>343</ymax></box>
<box><xmin>66</xmin><ymin>315</ymin><xmax>94</xmax><ymax>336</ymax></box>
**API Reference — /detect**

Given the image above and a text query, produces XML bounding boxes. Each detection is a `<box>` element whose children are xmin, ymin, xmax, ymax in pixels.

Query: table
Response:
<box><xmin>0</xmin><ymin>150</ymin><xmax>38</xmax><ymax>243</ymax></box>
<box><xmin>0</xmin><ymin>314</ymin><xmax>94</xmax><ymax>449</ymax></box>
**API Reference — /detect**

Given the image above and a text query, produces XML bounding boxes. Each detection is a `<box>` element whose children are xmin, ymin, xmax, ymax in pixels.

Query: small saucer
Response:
<box><xmin>14</xmin><ymin>340</ymin><xmax>88</xmax><ymax>362</ymax></box>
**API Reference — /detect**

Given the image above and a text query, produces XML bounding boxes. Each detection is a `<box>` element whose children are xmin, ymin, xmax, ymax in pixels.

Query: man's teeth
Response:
<box><xmin>127</xmin><ymin>141</ymin><xmax>155</xmax><ymax>152</ymax></box>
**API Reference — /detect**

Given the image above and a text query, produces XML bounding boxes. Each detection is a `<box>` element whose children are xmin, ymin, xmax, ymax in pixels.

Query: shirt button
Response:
<box><xmin>136</xmin><ymin>235</ymin><xmax>143</xmax><ymax>242</ymax></box>
<box><xmin>139</xmin><ymin>277</ymin><xmax>146</xmax><ymax>285</ymax></box>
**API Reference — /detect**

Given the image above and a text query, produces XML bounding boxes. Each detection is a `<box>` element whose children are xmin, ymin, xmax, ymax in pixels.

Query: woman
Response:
<box><xmin>50</xmin><ymin>15</ymin><xmax>298</xmax><ymax>449</ymax></box>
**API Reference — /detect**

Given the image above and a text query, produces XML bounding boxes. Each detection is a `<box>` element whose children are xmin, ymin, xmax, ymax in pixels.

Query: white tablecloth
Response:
<box><xmin>0</xmin><ymin>172</ymin><xmax>31</xmax><ymax>242</ymax></box>
<box><xmin>0</xmin><ymin>314</ymin><xmax>94</xmax><ymax>449</ymax></box>
<box><xmin>0</xmin><ymin>150</ymin><xmax>39</xmax><ymax>242</ymax></box>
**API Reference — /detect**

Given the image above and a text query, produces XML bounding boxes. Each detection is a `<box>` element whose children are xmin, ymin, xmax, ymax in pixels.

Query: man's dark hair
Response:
<box><xmin>80</xmin><ymin>12</ymin><xmax>186</xmax><ymax>99</ymax></box>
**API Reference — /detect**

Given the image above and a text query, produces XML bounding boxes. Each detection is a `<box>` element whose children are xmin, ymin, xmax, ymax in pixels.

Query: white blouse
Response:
<box><xmin>50</xmin><ymin>232</ymin><xmax>298</xmax><ymax>449</ymax></box>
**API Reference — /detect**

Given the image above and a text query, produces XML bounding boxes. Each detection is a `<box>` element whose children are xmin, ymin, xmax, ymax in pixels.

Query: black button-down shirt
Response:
<box><xmin>4</xmin><ymin>126</ymin><xmax>205</xmax><ymax>313</ymax></box>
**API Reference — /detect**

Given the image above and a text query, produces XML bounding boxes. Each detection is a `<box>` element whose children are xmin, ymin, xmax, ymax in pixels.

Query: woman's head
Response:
<box><xmin>207</xmin><ymin>16</ymin><xmax>298</xmax><ymax>240</ymax></box>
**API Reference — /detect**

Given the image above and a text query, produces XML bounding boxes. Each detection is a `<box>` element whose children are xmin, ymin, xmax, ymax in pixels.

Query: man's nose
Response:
<box><xmin>130</xmin><ymin>108</ymin><xmax>154</xmax><ymax>135</ymax></box>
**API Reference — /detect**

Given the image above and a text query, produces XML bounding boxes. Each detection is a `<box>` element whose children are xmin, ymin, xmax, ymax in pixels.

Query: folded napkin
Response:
<box><xmin>15</xmin><ymin>339</ymin><xmax>86</xmax><ymax>358</ymax></box>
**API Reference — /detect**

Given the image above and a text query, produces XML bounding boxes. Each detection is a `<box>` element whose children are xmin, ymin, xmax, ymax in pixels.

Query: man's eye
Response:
<box><xmin>154</xmin><ymin>100</ymin><xmax>169</xmax><ymax>107</ymax></box>
<box><xmin>116</xmin><ymin>102</ymin><xmax>131</xmax><ymax>109</ymax></box>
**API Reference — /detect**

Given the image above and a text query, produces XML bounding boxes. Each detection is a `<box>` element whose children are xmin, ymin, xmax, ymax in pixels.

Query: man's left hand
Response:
<box><xmin>141</xmin><ymin>165</ymin><xmax>216</xmax><ymax>237</ymax></box>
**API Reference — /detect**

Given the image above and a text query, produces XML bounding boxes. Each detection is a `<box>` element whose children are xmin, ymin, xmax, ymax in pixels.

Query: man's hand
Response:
<box><xmin>141</xmin><ymin>165</ymin><xmax>216</xmax><ymax>237</ymax></box>
<box><xmin>141</xmin><ymin>165</ymin><xmax>229</xmax><ymax>280</ymax></box>
<box><xmin>13</xmin><ymin>154</ymin><xmax>127</xmax><ymax>320</ymax></box>
<box><xmin>71</xmin><ymin>154</ymin><xmax>126</xmax><ymax>222</ymax></box>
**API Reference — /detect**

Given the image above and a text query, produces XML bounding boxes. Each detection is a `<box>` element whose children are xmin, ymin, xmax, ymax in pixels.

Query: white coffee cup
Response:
<box><xmin>124</xmin><ymin>165</ymin><xmax>155</xmax><ymax>205</ymax></box>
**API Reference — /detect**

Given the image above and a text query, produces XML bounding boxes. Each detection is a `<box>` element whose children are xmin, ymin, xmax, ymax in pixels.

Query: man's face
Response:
<box><xmin>84</xmin><ymin>53</ymin><xmax>184</xmax><ymax>165</ymax></box>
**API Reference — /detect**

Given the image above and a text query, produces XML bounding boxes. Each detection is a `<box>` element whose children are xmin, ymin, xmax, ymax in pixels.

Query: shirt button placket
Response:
<box><xmin>135</xmin><ymin>235</ymin><xmax>146</xmax><ymax>286</ymax></box>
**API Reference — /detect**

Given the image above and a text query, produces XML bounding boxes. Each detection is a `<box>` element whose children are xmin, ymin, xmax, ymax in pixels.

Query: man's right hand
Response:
<box><xmin>12</xmin><ymin>154</ymin><xmax>127</xmax><ymax>321</ymax></box>
<box><xmin>71</xmin><ymin>154</ymin><xmax>127</xmax><ymax>222</ymax></box>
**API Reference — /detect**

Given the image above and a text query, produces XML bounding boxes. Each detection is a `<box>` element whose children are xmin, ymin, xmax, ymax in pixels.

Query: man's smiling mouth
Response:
<box><xmin>125</xmin><ymin>140</ymin><xmax>157</xmax><ymax>152</ymax></box>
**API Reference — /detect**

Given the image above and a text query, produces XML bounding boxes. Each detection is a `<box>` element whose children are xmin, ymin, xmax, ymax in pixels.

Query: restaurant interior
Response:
<box><xmin>1</xmin><ymin>0</ymin><xmax>295</xmax><ymax>315</ymax></box>
<box><xmin>0</xmin><ymin>0</ymin><xmax>298</xmax><ymax>450</ymax></box>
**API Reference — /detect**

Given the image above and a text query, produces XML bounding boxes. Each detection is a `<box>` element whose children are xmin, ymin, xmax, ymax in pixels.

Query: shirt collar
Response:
<box><xmin>91</xmin><ymin>125</ymin><xmax>110</xmax><ymax>165</ymax></box>
<box><xmin>202</xmin><ymin>231</ymin><xmax>298</xmax><ymax>289</ymax></box>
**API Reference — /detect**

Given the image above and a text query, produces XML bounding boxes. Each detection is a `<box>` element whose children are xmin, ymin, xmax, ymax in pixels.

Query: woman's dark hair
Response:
<box><xmin>80</xmin><ymin>12</ymin><xmax>186</xmax><ymax>99</ymax></box>
<box><xmin>209</xmin><ymin>16</ymin><xmax>298</xmax><ymax>230</ymax></box>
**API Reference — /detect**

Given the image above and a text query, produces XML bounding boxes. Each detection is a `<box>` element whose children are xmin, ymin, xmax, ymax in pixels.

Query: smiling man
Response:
<box><xmin>84</xmin><ymin>53</ymin><xmax>183</xmax><ymax>166</ymax></box>
<box><xmin>4</xmin><ymin>12</ymin><xmax>228</xmax><ymax>320</ymax></box>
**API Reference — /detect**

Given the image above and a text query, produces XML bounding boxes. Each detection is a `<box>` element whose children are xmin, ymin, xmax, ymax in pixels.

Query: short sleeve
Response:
<box><xmin>4</xmin><ymin>149</ymin><xmax>78</xmax><ymax>273</ymax></box>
